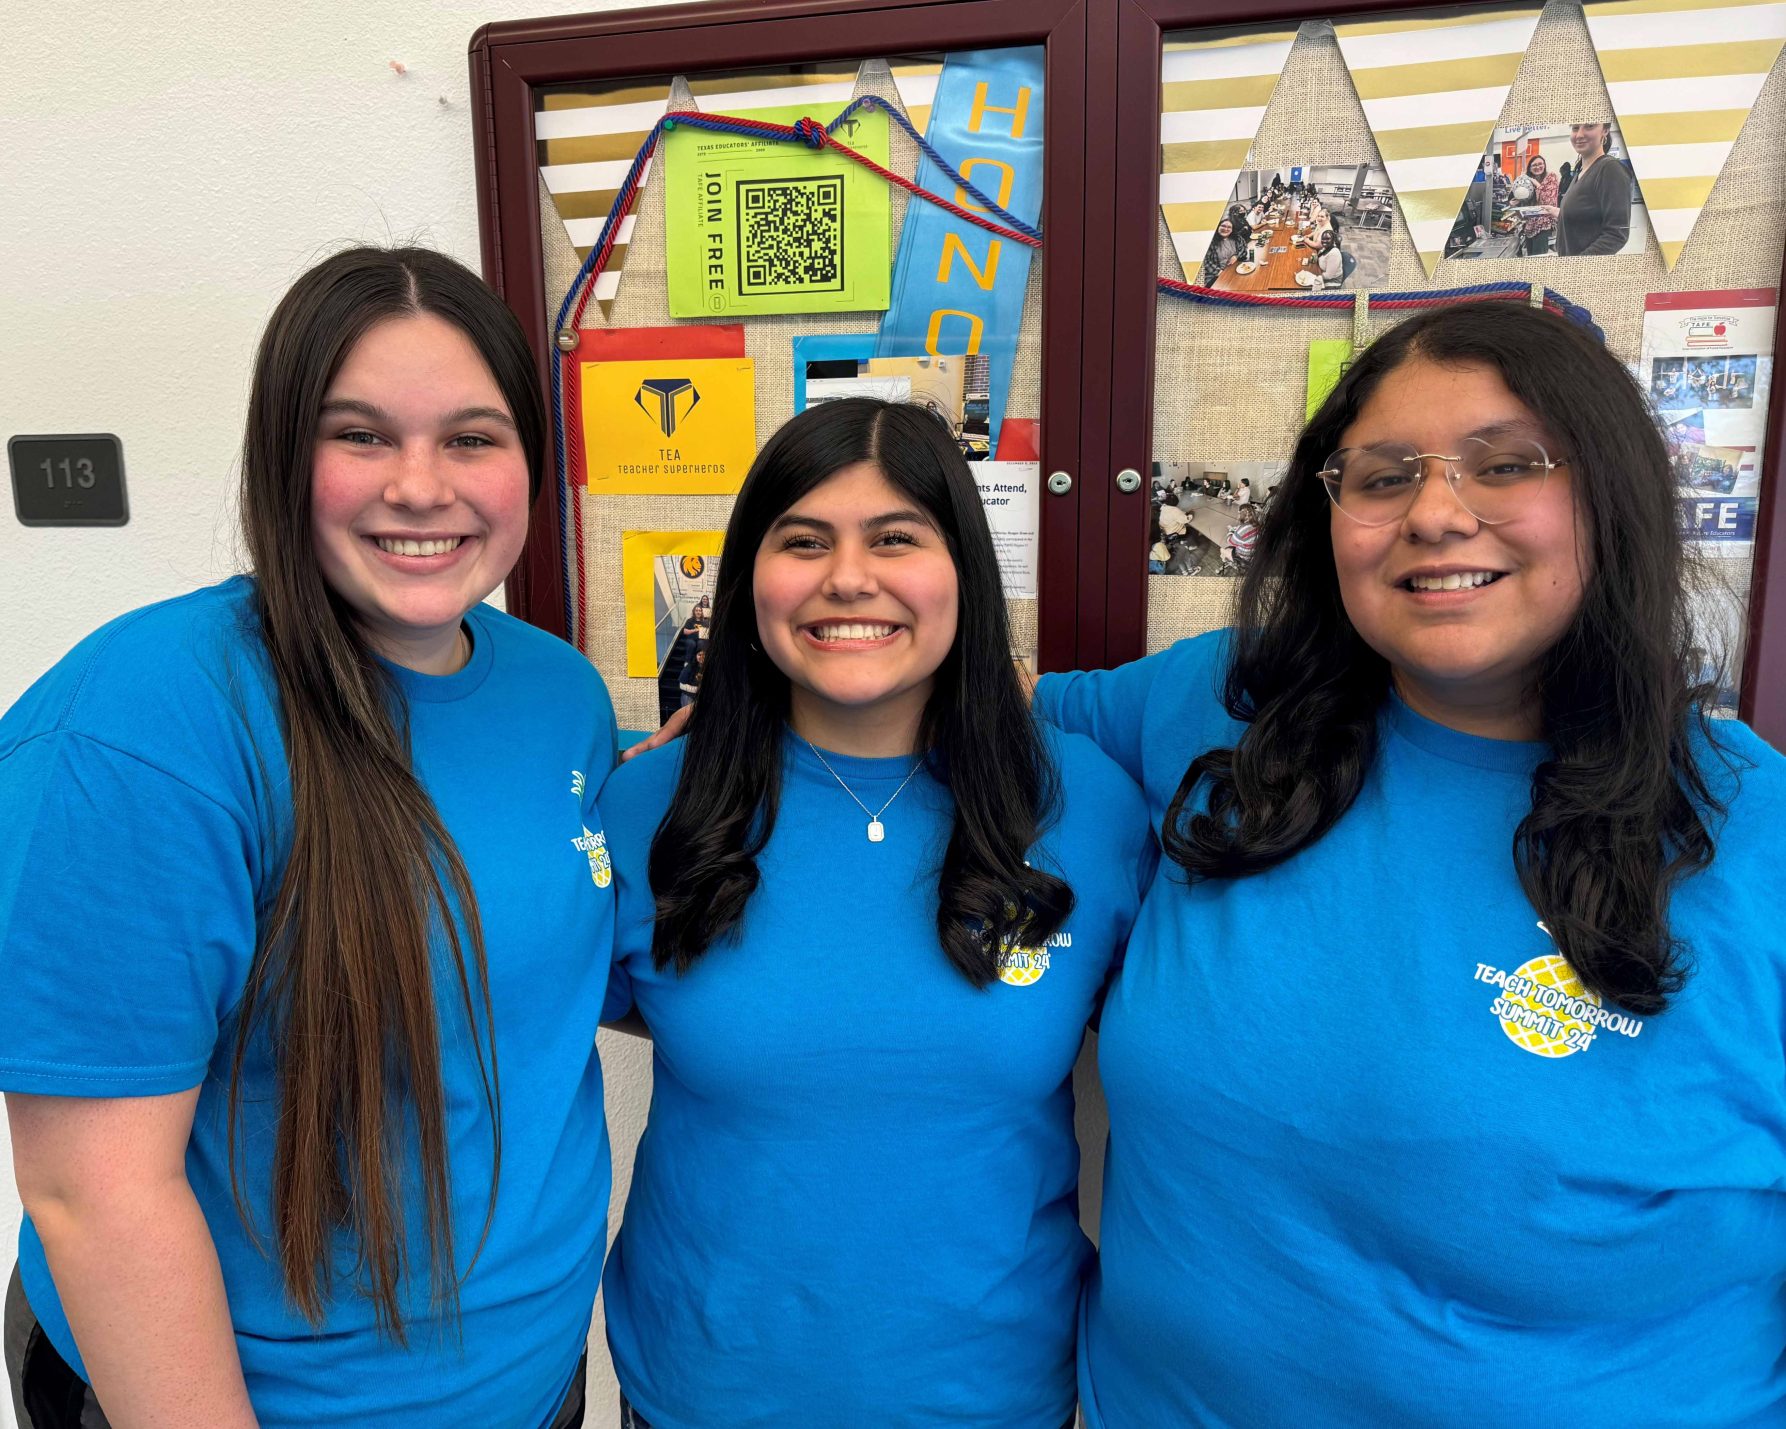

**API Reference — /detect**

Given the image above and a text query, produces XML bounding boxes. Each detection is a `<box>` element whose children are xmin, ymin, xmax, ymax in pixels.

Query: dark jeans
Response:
<box><xmin>5</xmin><ymin>1265</ymin><xmax>111</xmax><ymax>1429</ymax></box>
<box><xmin>6</xmin><ymin>1261</ymin><xmax>587</xmax><ymax>1429</ymax></box>
<box><xmin>620</xmin><ymin>1391</ymin><xmax>1077</xmax><ymax>1428</ymax></box>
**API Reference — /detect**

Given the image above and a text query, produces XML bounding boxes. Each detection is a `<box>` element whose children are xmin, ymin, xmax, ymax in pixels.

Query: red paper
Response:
<box><xmin>994</xmin><ymin>418</ymin><xmax>1040</xmax><ymax>462</ymax></box>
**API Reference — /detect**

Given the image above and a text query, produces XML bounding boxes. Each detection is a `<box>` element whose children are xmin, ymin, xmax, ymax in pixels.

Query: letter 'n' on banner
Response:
<box><xmin>1334</xmin><ymin>7</ymin><xmax>1542</xmax><ymax>275</ymax></box>
<box><xmin>1159</xmin><ymin>30</ymin><xmax>1298</xmax><ymax>279</ymax></box>
<box><xmin>1585</xmin><ymin>0</ymin><xmax>1786</xmax><ymax>269</ymax></box>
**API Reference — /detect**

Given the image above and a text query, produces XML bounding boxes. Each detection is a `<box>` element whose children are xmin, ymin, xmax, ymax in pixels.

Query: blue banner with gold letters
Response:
<box><xmin>875</xmin><ymin>47</ymin><xmax>1044</xmax><ymax>455</ymax></box>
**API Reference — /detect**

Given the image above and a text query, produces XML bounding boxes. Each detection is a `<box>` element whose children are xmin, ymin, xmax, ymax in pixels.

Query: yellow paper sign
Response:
<box><xmin>621</xmin><ymin>529</ymin><xmax>727</xmax><ymax>678</ymax></box>
<box><xmin>582</xmin><ymin>357</ymin><xmax>756</xmax><ymax>494</ymax></box>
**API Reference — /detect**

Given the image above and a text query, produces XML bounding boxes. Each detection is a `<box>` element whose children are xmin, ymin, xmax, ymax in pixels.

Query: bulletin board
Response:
<box><xmin>471</xmin><ymin>0</ymin><xmax>1786</xmax><ymax>740</ymax></box>
<box><xmin>471</xmin><ymin>0</ymin><xmax>1079</xmax><ymax>735</ymax></box>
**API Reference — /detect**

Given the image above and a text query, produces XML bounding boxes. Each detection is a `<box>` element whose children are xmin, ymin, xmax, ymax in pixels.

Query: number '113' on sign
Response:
<box><xmin>41</xmin><ymin>457</ymin><xmax>97</xmax><ymax>489</ymax></box>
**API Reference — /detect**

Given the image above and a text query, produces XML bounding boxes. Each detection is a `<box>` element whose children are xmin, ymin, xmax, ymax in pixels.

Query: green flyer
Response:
<box><xmin>1306</xmin><ymin>339</ymin><xmax>1353</xmax><ymax>420</ymax></box>
<box><xmin>663</xmin><ymin>101</ymin><xmax>891</xmax><ymax>318</ymax></box>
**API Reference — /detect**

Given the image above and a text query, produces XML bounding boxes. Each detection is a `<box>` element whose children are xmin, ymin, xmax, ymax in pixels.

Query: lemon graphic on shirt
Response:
<box><xmin>996</xmin><ymin>944</ymin><xmax>1049</xmax><ymax>987</ymax></box>
<box><xmin>1498</xmin><ymin>954</ymin><xmax>1598</xmax><ymax>1058</ymax></box>
<box><xmin>572</xmin><ymin>826</ymin><xmax>612</xmax><ymax>889</ymax></box>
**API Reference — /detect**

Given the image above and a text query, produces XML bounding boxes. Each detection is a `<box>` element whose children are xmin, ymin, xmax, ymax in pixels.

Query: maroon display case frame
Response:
<box><xmin>471</xmin><ymin>0</ymin><xmax>1786</xmax><ymax>742</ymax></box>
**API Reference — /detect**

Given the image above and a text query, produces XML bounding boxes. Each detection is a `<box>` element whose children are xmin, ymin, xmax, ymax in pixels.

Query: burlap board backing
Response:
<box><xmin>540</xmin><ymin>60</ymin><xmax>1043</xmax><ymax>731</ymax></box>
<box><xmin>1148</xmin><ymin>0</ymin><xmax>1785</xmax><ymax>656</ymax></box>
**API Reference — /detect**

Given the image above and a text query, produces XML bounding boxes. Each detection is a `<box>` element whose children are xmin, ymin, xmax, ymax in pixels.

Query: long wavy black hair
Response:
<box><xmin>1164</xmin><ymin>301</ymin><xmax>1726</xmax><ymax>1015</ymax></box>
<box><xmin>649</xmin><ymin>397</ymin><xmax>1073</xmax><ymax>983</ymax></box>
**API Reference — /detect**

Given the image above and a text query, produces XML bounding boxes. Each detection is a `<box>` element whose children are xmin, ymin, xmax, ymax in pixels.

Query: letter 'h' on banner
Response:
<box><xmin>875</xmin><ymin>48</ymin><xmax>1045</xmax><ymax>454</ymax></box>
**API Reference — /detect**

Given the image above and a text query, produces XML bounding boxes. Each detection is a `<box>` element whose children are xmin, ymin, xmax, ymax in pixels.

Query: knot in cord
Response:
<box><xmin>793</xmin><ymin>116</ymin><xmax>826</xmax><ymax>149</ymax></box>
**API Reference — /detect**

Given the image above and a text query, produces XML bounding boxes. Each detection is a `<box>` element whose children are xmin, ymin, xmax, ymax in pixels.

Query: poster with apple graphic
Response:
<box><xmin>1641</xmin><ymin>289</ymin><xmax>1775</xmax><ymax>713</ymax></box>
<box><xmin>1641</xmin><ymin>289</ymin><xmax>1775</xmax><ymax>557</ymax></box>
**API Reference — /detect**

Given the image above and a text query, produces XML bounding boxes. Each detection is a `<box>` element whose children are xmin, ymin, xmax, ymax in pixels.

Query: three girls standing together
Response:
<box><xmin>2</xmin><ymin>245</ymin><xmax>1782</xmax><ymax>1428</ymax></box>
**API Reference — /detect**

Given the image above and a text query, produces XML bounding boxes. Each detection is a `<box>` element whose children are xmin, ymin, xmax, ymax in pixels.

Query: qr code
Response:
<box><xmin>737</xmin><ymin>176</ymin><xmax>846</xmax><ymax>294</ymax></box>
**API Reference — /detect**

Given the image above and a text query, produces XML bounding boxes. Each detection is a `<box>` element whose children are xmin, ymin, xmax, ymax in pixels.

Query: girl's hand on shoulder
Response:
<box><xmin>621</xmin><ymin>702</ymin><xmax>692</xmax><ymax>763</ymax></box>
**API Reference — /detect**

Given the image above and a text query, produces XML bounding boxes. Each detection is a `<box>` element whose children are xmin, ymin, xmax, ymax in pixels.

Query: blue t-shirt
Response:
<box><xmin>598</xmin><ymin>729</ymin><xmax>1155</xmax><ymax>1429</ymax></box>
<box><xmin>0</xmin><ymin>577</ymin><xmax>619</xmax><ymax>1429</ymax></box>
<box><xmin>1038</xmin><ymin>631</ymin><xmax>1786</xmax><ymax>1427</ymax></box>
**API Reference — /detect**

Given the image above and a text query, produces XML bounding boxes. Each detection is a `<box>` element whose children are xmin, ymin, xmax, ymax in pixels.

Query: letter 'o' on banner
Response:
<box><xmin>1585</xmin><ymin>0</ymin><xmax>1786</xmax><ymax>270</ymax></box>
<box><xmin>1158</xmin><ymin>31</ymin><xmax>1297</xmax><ymax>278</ymax></box>
<box><xmin>1334</xmin><ymin>7</ymin><xmax>1542</xmax><ymax>275</ymax></box>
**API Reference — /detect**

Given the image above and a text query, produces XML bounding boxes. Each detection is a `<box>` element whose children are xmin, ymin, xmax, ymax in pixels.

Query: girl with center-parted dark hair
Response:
<box><xmin>1038</xmin><ymin>302</ymin><xmax>1786</xmax><ymax>1426</ymax></box>
<box><xmin>597</xmin><ymin>398</ymin><xmax>1154</xmax><ymax>1429</ymax></box>
<box><xmin>1</xmin><ymin>247</ymin><xmax>619</xmax><ymax>1428</ymax></box>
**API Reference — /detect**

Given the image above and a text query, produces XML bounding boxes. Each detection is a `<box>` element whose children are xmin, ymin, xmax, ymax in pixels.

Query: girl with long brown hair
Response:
<box><xmin>1</xmin><ymin>246</ymin><xmax>619</xmax><ymax>1428</ymax></box>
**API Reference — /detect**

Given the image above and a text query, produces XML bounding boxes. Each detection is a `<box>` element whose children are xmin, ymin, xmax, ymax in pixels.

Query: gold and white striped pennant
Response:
<box><xmin>1585</xmin><ymin>0</ymin><xmax>1786</xmax><ymax>268</ymax></box>
<box><xmin>1159</xmin><ymin>29</ymin><xmax>1298</xmax><ymax>277</ymax></box>
<box><xmin>537</xmin><ymin>79</ymin><xmax>672</xmax><ymax>316</ymax></box>
<box><xmin>536</xmin><ymin>61</ymin><xmax>941</xmax><ymax>317</ymax></box>
<box><xmin>1334</xmin><ymin>7</ymin><xmax>1542</xmax><ymax>275</ymax></box>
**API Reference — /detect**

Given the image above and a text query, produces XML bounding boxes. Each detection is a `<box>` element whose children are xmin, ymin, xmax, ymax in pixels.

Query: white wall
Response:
<box><xmin>0</xmin><ymin>3</ymin><xmax>689</xmax><ymax>1422</ymax></box>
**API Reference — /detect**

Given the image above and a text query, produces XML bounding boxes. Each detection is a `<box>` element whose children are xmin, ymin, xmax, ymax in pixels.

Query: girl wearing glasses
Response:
<box><xmin>1037</xmin><ymin>302</ymin><xmax>1786</xmax><ymax>1425</ymax></box>
<box><xmin>598</xmin><ymin>398</ymin><xmax>1153</xmax><ymax>1429</ymax></box>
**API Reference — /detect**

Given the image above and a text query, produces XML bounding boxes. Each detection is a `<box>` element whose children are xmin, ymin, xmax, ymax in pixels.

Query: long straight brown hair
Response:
<box><xmin>231</xmin><ymin>246</ymin><xmax>546</xmax><ymax>1339</ymax></box>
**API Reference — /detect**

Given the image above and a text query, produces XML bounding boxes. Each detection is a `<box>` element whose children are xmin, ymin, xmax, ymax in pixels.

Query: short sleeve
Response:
<box><xmin>602</xmin><ymin>957</ymin><xmax>636</xmax><ymax>1024</ymax></box>
<box><xmin>0</xmin><ymin>732</ymin><xmax>255</xmax><ymax>1095</ymax></box>
<box><xmin>1034</xmin><ymin>649</ymin><xmax>1175</xmax><ymax>787</ymax></box>
<box><xmin>595</xmin><ymin>747</ymin><xmax>679</xmax><ymax>1025</ymax></box>
<box><xmin>1105</xmin><ymin>761</ymin><xmax>1161</xmax><ymax>981</ymax></box>
<box><xmin>591</xmin><ymin>679</ymin><xmax>621</xmax><ymax>783</ymax></box>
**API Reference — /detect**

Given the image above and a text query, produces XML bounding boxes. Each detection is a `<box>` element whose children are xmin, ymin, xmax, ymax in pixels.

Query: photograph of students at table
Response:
<box><xmin>1148</xmin><ymin>460</ymin><xmax>1287</xmax><ymax>576</ymax></box>
<box><xmin>1651</xmin><ymin>354</ymin><xmax>1760</xmax><ymax>411</ymax></box>
<box><xmin>1199</xmin><ymin>165</ymin><xmax>1393</xmax><ymax>293</ymax></box>
<box><xmin>1445</xmin><ymin>122</ymin><xmax>1648</xmax><ymax>260</ymax></box>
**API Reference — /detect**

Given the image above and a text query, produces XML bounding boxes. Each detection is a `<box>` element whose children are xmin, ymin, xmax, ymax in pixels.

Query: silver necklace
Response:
<box><xmin>801</xmin><ymin>737</ymin><xmax>924</xmax><ymax>843</ymax></box>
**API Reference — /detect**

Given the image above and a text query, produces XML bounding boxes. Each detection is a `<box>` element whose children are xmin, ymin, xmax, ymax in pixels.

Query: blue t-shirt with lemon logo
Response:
<box><xmin>0</xmin><ymin>577</ymin><xmax>619</xmax><ymax>1429</ymax></box>
<box><xmin>599</xmin><ymin>727</ymin><xmax>1154</xmax><ymax>1429</ymax></box>
<box><xmin>1038</xmin><ymin>630</ymin><xmax>1786</xmax><ymax>1428</ymax></box>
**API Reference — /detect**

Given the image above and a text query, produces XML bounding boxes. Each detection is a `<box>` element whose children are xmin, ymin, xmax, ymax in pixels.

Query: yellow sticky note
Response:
<box><xmin>621</xmin><ymin>530</ymin><xmax>726</xmax><ymax>678</ymax></box>
<box><xmin>582</xmin><ymin>357</ymin><xmax>756</xmax><ymax>494</ymax></box>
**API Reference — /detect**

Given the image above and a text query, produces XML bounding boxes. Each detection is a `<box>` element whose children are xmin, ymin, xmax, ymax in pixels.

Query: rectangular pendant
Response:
<box><xmin>867</xmin><ymin>820</ymin><xmax>885</xmax><ymax>842</ymax></box>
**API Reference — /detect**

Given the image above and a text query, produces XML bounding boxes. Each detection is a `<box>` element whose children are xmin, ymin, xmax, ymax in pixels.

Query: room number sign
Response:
<box><xmin>9</xmin><ymin>434</ymin><xmax>129</xmax><ymax>526</ymax></box>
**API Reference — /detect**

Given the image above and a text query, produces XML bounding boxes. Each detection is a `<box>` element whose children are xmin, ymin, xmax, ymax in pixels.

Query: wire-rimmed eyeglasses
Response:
<box><xmin>1318</xmin><ymin>437</ymin><xmax>1568</xmax><ymax>527</ymax></box>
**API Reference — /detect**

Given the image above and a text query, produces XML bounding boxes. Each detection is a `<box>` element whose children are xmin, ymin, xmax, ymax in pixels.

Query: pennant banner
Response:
<box><xmin>1158</xmin><ymin>30</ymin><xmax>1297</xmax><ymax>277</ymax></box>
<box><xmin>1334</xmin><ymin>7</ymin><xmax>1541</xmax><ymax>274</ymax></box>
<box><xmin>537</xmin><ymin>61</ymin><xmax>941</xmax><ymax>316</ymax></box>
<box><xmin>538</xmin><ymin>80</ymin><xmax>673</xmax><ymax>317</ymax></box>
<box><xmin>1585</xmin><ymin>0</ymin><xmax>1786</xmax><ymax>269</ymax></box>
<box><xmin>876</xmin><ymin>47</ymin><xmax>1045</xmax><ymax>455</ymax></box>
